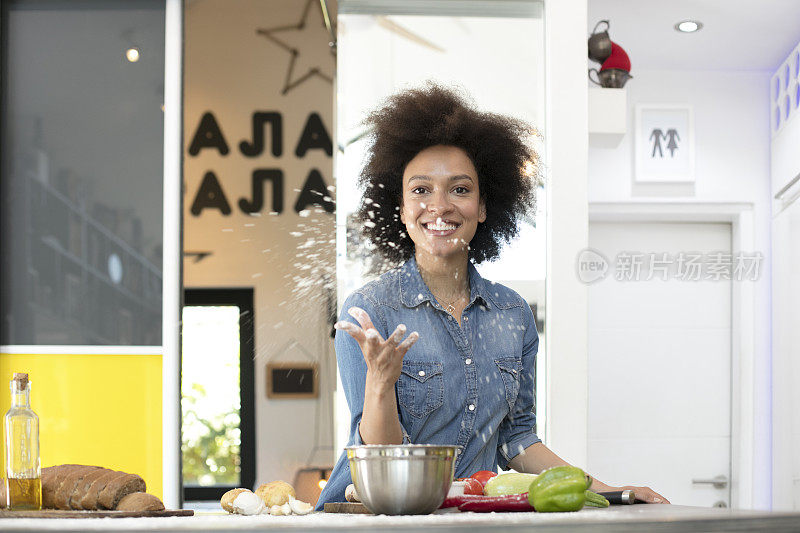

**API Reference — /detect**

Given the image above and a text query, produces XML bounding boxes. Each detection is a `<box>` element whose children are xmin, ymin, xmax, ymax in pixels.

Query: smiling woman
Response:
<box><xmin>316</xmin><ymin>83</ymin><xmax>543</xmax><ymax>510</ymax></box>
<box><xmin>316</xmin><ymin>82</ymin><xmax>670</xmax><ymax>510</ymax></box>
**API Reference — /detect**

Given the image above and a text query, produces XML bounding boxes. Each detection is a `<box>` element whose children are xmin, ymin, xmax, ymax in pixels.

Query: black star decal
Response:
<box><xmin>256</xmin><ymin>0</ymin><xmax>335</xmax><ymax>95</ymax></box>
<box><xmin>183</xmin><ymin>251</ymin><xmax>213</xmax><ymax>263</ymax></box>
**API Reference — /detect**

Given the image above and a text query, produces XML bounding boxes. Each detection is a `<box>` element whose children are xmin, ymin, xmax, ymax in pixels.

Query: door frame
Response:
<box><xmin>162</xmin><ymin>0</ymin><xmax>184</xmax><ymax>509</ymax></box>
<box><xmin>589</xmin><ymin>201</ymin><xmax>756</xmax><ymax>510</ymax></box>
<box><xmin>182</xmin><ymin>287</ymin><xmax>256</xmax><ymax>501</ymax></box>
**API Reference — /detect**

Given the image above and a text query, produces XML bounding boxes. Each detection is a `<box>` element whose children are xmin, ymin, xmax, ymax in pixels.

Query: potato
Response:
<box><xmin>220</xmin><ymin>488</ymin><xmax>251</xmax><ymax>513</ymax></box>
<box><xmin>255</xmin><ymin>480</ymin><xmax>295</xmax><ymax>507</ymax></box>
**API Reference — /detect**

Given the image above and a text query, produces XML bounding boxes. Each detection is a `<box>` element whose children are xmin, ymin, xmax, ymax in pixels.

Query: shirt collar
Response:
<box><xmin>399</xmin><ymin>256</ymin><xmax>492</xmax><ymax>310</ymax></box>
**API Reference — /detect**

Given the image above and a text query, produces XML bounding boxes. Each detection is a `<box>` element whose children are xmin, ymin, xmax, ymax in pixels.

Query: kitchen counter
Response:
<box><xmin>1</xmin><ymin>505</ymin><xmax>799</xmax><ymax>532</ymax></box>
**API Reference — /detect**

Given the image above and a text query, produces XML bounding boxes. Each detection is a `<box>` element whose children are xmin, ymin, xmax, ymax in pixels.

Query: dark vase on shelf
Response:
<box><xmin>589</xmin><ymin>68</ymin><xmax>633</xmax><ymax>89</ymax></box>
<box><xmin>588</xmin><ymin>20</ymin><xmax>612</xmax><ymax>64</ymax></box>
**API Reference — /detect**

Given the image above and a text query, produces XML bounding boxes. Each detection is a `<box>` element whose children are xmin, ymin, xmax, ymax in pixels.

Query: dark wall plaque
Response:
<box><xmin>266</xmin><ymin>363</ymin><xmax>318</xmax><ymax>399</ymax></box>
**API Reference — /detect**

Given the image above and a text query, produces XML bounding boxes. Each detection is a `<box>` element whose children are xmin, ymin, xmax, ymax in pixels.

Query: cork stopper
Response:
<box><xmin>12</xmin><ymin>372</ymin><xmax>29</xmax><ymax>390</ymax></box>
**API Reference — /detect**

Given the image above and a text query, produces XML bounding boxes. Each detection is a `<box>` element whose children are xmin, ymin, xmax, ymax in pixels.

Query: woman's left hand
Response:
<box><xmin>621</xmin><ymin>485</ymin><xmax>669</xmax><ymax>504</ymax></box>
<box><xmin>593</xmin><ymin>481</ymin><xmax>670</xmax><ymax>504</ymax></box>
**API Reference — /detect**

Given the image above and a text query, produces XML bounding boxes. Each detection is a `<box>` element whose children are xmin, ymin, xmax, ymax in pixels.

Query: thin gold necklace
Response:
<box><xmin>418</xmin><ymin>262</ymin><xmax>469</xmax><ymax>315</ymax></box>
<box><xmin>434</xmin><ymin>291</ymin><xmax>467</xmax><ymax>315</ymax></box>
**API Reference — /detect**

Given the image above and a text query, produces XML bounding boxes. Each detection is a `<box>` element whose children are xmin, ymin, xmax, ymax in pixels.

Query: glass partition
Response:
<box><xmin>335</xmin><ymin>0</ymin><xmax>547</xmax><ymax>449</ymax></box>
<box><xmin>0</xmin><ymin>0</ymin><xmax>165</xmax><ymax>345</ymax></box>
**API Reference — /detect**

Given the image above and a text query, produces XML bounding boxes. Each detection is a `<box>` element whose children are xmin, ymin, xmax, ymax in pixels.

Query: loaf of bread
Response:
<box><xmin>116</xmin><ymin>492</ymin><xmax>165</xmax><ymax>512</ymax></box>
<box><xmin>34</xmin><ymin>464</ymin><xmax>149</xmax><ymax>511</ymax></box>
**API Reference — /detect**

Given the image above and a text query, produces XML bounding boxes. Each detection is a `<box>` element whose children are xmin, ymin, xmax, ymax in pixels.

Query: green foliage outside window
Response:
<box><xmin>181</xmin><ymin>382</ymin><xmax>241</xmax><ymax>486</ymax></box>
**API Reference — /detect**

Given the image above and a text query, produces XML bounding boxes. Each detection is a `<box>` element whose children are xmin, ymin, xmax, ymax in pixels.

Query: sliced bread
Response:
<box><xmin>68</xmin><ymin>467</ymin><xmax>111</xmax><ymax>510</ymax></box>
<box><xmin>97</xmin><ymin>472</ymin><xmax>146</xmax><ymax>510</ymax></box>
<box><xmin>116</xmin><ymin>492</ymin><xmax>164</xmax><ymax>512</ymax></box>
<box><xmin>78</xmin><ymin>469</ymin><xmax>121</xmax><ymax>511</ymax></box>
<box><xmin>42</xmin><ymin>464</ymin><xmax>83</xmax><ymax>509</ymax></box>
<box><xmin>54</xmin><ymin>465</ymin><xmax>101</xmax><ymax>509</ymax></box>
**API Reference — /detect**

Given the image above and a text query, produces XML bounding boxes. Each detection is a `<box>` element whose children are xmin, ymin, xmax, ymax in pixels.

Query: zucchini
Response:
<box><xmin>584</xmin><ymin>490</ymin><xmax>610</xmax><ymax>508</ymax></box>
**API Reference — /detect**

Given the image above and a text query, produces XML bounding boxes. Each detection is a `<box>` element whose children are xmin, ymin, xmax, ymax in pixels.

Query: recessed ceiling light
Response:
<box><xmin>675</xmin><ymin>20</ymin><xmax>703</xmax><ymax>33</ymax></box>
<box><xmin>125</xmin><ymin>47</ymin><xmax>140</xmax><ymax>62</ymax></box>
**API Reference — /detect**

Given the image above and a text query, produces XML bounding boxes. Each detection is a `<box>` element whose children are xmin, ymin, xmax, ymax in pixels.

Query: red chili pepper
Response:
<box><xmin>440</xmin><ymin>494</ymin><xmax>486</xmax><ymax>509</ymax></box>
<box><xmin>457</xmin><ymin>493</ymin><xmax>534</xmax><ymax>513</ymax></box>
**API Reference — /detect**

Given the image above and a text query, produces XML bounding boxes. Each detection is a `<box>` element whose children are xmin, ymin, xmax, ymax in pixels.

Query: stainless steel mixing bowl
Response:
<box><xmin>346</xmin><ymin>444</ymin><xmax>461</xmax><ymax>515</ymax></box>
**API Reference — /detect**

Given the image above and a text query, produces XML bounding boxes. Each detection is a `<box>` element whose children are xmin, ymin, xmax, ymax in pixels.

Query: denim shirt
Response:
<box><xmin>315</xmin><ymin>257</ymin><xmax>540</xmax><ymax>510</ymax></box>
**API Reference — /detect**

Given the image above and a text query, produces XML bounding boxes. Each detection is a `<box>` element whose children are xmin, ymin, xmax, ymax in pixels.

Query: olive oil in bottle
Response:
<box><xmin>4</xmin><ymin>373</ymin><xmax>42</xmax><ymax>510</ymax></box>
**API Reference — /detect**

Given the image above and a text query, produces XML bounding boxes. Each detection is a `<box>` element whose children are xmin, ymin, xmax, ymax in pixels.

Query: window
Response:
<box><xmin>181</xmin><ymin>288</ymin><xmax>255</xmax><ymax>500</ymax></box>
<box><xmin>0</xmin><ymin>0</ymin><xmax>165</xmax><ymax>345</ymax></box>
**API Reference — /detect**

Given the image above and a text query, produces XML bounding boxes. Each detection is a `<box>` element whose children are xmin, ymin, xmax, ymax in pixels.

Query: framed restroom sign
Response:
<box><xmin>635</xmin><ymin>104</ymin><xmax>695</xmax><ymax>183</ymax></box>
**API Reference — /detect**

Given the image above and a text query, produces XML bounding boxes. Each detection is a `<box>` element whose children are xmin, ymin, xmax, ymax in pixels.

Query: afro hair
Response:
<box><xmin>355</xmin><ymin>81</ymin><xmax>541</xmax><ymax>270</ymax></box>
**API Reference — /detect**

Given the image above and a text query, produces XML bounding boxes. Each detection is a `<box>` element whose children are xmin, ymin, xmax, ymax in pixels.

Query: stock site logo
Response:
<box><xmin>576</xmin><ymin>248</ymin><xmax>609</xmax><ymax>284</ymax></box>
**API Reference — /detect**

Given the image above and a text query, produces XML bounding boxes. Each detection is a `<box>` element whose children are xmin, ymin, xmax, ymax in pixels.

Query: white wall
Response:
<box><xmin>543</xmin><ymin>0</ymin><xmax>590</xmax><ymax>469</ymax></box>
<box><xmin>587</xmin><ymin>69</ymin><xmax>772</xmax><ymax>508</ymax></box>
<box><xmin>184</xmin><ymin>0</ymin><xmax>337</xmax><ymax>488</ymax></box>
<box><xmin>769</xmin><ymin>39</ymin><xmax>800</xmax><ymax>512</ymax></box>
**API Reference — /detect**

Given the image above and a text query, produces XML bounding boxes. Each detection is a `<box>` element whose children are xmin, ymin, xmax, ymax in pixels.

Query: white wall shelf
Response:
<box><xmin>589</xmin><ymin>87</ymin><xmax>627</xmax><ymax>148</ymax></box>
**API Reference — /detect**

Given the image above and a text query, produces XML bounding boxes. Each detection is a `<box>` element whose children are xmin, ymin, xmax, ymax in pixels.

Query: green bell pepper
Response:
<box><xmin>527</xmin><ymin>466</ymin><xmax>593</xmax><ymax>512</ymax></box>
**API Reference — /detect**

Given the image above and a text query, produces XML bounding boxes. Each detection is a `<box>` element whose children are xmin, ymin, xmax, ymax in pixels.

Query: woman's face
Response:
<box><xmin>400</xmin><ymin>145</ymin><xmax>486</xmax><ymax>261</ymax></box>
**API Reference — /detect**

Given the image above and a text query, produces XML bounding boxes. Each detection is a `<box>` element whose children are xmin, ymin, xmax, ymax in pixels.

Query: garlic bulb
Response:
<box><xmin>288</xmin><ymin>497</ymin><xmax>313</xmax><ymax>515</ymax></box>
<box><xmin>231</xmin><ymin>491</ymin><xmax>265</xmax><ymax>516</ymax></box>
<box><xmin>269</xmin><ymin>502</ymin><xmax>292</xmax><ymax>516</ymax></box>
<box><xmin>345</xmin><ymin>484</ymin><xmax>360</xmax><ymax>503</ymax></box>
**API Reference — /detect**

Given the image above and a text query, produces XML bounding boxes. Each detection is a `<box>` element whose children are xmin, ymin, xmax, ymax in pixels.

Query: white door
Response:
<box><xmin>587</xmin><ymin>221</ymin><xmax>732</xmax><ymax>508</ymax></box>
<box><xmin>772</xmin><ymin>194</ymin><xmax>800</xmax><ymax>511</ymax></box>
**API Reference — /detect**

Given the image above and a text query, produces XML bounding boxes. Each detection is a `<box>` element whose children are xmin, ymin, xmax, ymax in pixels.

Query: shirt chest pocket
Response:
<box><xmin>396</xmin><ymin>361</ymin><xmax>444</xmax><ymax>418</ymax></box>
<box><xmin>494</xmin><ymin>357</ymin><xmax>522</xmax><ymax>411</ymax></box>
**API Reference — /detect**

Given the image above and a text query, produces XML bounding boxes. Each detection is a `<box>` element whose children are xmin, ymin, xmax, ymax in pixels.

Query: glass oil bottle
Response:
<box><xmin>4</xmin><ymin>373</ymin><xmax>42</xmax><ymax>510</ymax></box>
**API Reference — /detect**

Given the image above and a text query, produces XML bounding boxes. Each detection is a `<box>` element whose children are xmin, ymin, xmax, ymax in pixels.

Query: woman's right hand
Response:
<box><xmin>335</xmin><ymin>306</ymin><xmax>419</xmax><ymax>390</ymax></box>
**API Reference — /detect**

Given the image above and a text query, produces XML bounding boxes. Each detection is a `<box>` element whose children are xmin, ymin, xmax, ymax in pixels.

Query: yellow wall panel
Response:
<box><xmin>0</xmin><ymin>352</ymin><xmax>162</xmax><ymax>500</ymax></box>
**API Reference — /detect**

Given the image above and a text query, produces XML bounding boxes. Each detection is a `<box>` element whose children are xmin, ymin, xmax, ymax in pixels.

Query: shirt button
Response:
<box><xmin>418</xmin><ymin>370</ymin><xmax>426</xmax><ymax>377</ymax></box>
<box><xmin>468</xmin><ymin>404</ymin><xmax>475</xmax><ymax>411</ymax></box>
<box><xmin>465</xmin><ymin>358</ymin><xmax>472</xmax><ymax>365</ymax></box>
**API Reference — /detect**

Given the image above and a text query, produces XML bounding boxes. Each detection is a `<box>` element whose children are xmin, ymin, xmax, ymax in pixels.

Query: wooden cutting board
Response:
<box><xmin>323</xmin><ymin>502</ymin><xmax>371</xmax><ymax>514</ymax></box>
<box><xmin>0</xmin><ymin>509</ymin><xmax>194</xmax><ymax>518</ymax></box>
